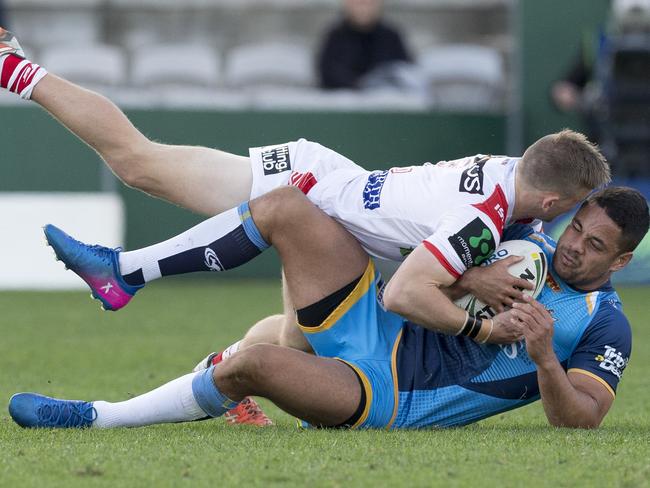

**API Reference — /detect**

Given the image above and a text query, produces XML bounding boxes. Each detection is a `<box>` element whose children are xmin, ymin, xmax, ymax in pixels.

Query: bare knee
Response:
<box><xmin>249</xmin><ymin>186</ymin><xmax>312</xmax><ymax>236</ymax></box>
<box><xmin>240</xmin><ymin>314</ymin><xmax>286</xmax><ymax>348</ymax></box>
<box><xmin>278</xmin><ymin>320</ymin><xmax>312</xmax><ymax>352</ymax></box>
<box><xmin>213</xmin><ymin>344</ymin><xmax>275</xmax><ymax>397</ymax></box>
<box><xmin>103</xmin><ymin>139</ymin><xmax>159</xmax><ymax>190</ymax></box>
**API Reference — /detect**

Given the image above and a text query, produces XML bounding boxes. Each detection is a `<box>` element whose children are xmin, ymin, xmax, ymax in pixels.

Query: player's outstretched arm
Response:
<box><xmin>383</xmin><ymin>244</ymin><xmax>523</xmax><ymax>343</ymax></box>
<box><xmin>510</xmin><ymin>296</ymin><xmax>613</xmax><ymax>428</ymax></box>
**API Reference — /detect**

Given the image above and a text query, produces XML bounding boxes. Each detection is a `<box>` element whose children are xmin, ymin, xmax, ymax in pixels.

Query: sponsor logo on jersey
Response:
<box><xmin>261</xmin><ymin>145</ymin><xmax>291</xmax><ymax>175</ymax></box>
<box><xmin>606</xmin><ymin>298</ymin><xmax>621</xmax><ymax>310</ymax></box>
<box><xmin>500</xmin><ymin>340</ymin><xmax>526</xmax><ymax>359</ymax></box>
<box><xmin>458</xmin><ymin>157</ymin><xmax>488</xmax><ymax>195</ymax></box>
<box><xmin>289</xmin><ymin>171</ymin><xmax>317</xmax><ymax>195</ymax></box>
<box><xmin>204</xmin><ymin>248</ymin><xmax>223</xmax><ymax>271</ymax></box>
<box><xmin>448</xmin><ymin>218</ymin><xmax>496</xmax><ymax>268</ymax></box>
<box><xmin>363</xmin><ymin>170</ymin><xmax>389</xmax><ymax>210</ymax></box>
<box><xmin>472</xmin><ymin>185</ymin><xmax>508</xmax><ymax>236</ymax></box>
<box><xmin>545</xmin><ymin>273</ymin><xmax>561</xmax><ymax>292</ymax></box>
<box><xmin>595</xmin><ymin>345</ymin><xmax>628</xmax><ymax>379</ymax></box>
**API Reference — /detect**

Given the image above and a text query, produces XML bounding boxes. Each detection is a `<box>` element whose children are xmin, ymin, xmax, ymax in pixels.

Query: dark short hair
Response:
<box><xmin>520</xmin><ymin>129</ymin><xmax>611</xmax><ymax>195</ymax></box>
<box><xmin>585</xmin><ymin>186</ymin><xmax>650</xmax><ymax>252</ymax></box>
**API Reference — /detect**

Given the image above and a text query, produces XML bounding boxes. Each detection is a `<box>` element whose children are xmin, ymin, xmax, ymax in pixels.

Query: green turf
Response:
<box><xmin>1</xmin><ymin>282</ymin><xmax>649</xmax><ymax>487</ymax></box>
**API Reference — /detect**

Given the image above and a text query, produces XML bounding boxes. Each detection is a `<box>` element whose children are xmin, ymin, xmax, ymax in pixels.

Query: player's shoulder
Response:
<box><xmin>591</xmin><ymin>291</ymin><xmax>631</xmax><ymax>335</ymax></box>
<box><xmin>569</xmin><ymin>289</ymin><xmax>632</xmax><ymax>392</ymax></box>
<box><xmin>579</xmin><ymin>287</ymin><xmax>632</xmax><ymax>352</ymax></box>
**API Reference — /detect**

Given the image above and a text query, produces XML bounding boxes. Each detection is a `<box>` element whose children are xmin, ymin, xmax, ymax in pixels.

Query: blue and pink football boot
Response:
<box><xmin>43</xmin><ymin>224</ymin><xmax>142</xmax><ymax>311</ymax></box>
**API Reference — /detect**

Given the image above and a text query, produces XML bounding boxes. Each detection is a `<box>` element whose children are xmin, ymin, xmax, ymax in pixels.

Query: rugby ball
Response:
<box><xmin>454</xmin><ymin>240</ymin><xmax>547</xmax><ymax>319</ymax></box>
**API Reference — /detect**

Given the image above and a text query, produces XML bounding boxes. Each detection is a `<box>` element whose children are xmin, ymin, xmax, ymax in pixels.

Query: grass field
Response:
<box><xmin>1</xmin><ymin>281</ymin><xmax>649</xmax><ymax>487</ymax></box>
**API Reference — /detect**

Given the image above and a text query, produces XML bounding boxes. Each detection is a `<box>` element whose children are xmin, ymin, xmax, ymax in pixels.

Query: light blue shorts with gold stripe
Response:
<box><xmin>298</xmin><ymin>260</ymin><xmax>404</xmax><ymax>429</ymax></box>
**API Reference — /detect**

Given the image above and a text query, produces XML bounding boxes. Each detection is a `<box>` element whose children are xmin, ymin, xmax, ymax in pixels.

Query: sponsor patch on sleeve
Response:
<box><xmin>362</xmin><ymin>170</ymin><xmax>389</xmax><ymax>210</ymax></box>
<box><xmin>447</xmin><ymin>217</ymin><xmax>496</xmax><ymax>268</ymax></box>
<box><xmin>595</xmin><ymin>345</ymin><xmax>628</xmax><ymax>379</ymax></box>
<box><xmin>458</xmin><ymin>157</ymin><xmax>487</xmax><ymax>195</ymax></box>
<box><xmin>261</xmin><ymin>144</ymin><xmax>292</xmax><ymax>175</ymax></box>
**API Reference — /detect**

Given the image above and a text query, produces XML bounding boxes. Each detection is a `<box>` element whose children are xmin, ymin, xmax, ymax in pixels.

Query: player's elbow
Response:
<box><xmin>382</xmin><ymin>278</ymin><xmax>411</xmax><ymax>315</ymax></box>
<box><xmin>547</xmin><ymin>414</ymin><xmax>603</xmax><ymax>429</ymax></box>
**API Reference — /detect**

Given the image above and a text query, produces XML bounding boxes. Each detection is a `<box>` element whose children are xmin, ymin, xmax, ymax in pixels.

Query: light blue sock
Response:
<box><xmin>191</xmin><ymin>366</ymin><xmax>239</xmax><ymax>418</ymax></box>
<box><xmin>237</xmin><ymin>202</ymin><xmax>270</xmax><ymax>251</ymax></box>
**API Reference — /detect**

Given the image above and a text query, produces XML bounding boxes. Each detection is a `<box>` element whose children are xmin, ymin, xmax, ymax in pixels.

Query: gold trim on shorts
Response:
<box><xmin>335</xmin><ymin>358</ymin><xmax>373</xmax><ymax>429</ymax></box>
<box><xmin>386</xmin><ymin>329</ymin><xmax>403</xmax><ymax>429</ymax></box>
<box><xmin>299</xmin><ymin>260</ymin><xmax>375</xmax><ymax>333</ymax></box>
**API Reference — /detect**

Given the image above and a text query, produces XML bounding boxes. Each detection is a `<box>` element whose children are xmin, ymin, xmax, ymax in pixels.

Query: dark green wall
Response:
<box><xmin>1</xmin><ymin>106</ymin><xmax>505</xmax><ymax>276</ymax></box>
<box><xmin>519</xmin><ymin>0</ymin><xmax>611</xmax><ymax>145</ymax></box>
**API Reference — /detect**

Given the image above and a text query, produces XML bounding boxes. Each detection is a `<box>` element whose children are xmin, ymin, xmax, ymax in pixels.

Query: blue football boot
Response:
<box><xmin>43</xmin><ymin>224</ymin><xmax>143</xmax><ymax>311</ymax></box>
<box><xmin>9</xmin><ymin>393</ymin><xmax>96</xmax><ymax>428</ymax></box>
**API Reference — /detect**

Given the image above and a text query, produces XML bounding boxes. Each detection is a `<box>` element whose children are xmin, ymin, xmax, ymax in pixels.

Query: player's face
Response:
<box><xmin>553</xmin><ymin>202</ymin><xmax>631</xmax><ymax>290</ymax></box>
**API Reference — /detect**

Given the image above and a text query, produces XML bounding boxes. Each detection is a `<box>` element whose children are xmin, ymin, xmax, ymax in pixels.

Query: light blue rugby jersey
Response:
<box><xmin>393</xmin><ymin>227</ymin><xmax>632</xmax><ymax>428</ymax></box>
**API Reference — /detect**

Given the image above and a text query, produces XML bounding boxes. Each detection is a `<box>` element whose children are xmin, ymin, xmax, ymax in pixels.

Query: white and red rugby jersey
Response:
<box><xmin>249</xmin><ymin>140</ymin><xmax>540</xmax><ymax>279</ymax></box>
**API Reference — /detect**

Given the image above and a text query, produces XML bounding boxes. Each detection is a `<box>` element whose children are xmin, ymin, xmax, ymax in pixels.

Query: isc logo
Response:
<box><xmin>261</xmin><ymin>145</ymin><xmax>292</xmax><ymax>175</ymax></box>
<box><xmin>458</xmin><ymin>157</ymin><xmax>487</xmax><ymax>195</ymax></box>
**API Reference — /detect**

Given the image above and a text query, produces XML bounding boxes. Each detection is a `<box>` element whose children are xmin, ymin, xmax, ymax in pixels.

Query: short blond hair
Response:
<box><xmin>520</xmin><ymin>130</ymin><xmax>611</xmax><ymax>194</ymax></box>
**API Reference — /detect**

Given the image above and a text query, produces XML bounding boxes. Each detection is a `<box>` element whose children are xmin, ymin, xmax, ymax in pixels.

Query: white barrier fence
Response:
<box><xmin>1</xmin><ymin>192</ymin><xmax>124</xmax><ymax>290</ymax></box>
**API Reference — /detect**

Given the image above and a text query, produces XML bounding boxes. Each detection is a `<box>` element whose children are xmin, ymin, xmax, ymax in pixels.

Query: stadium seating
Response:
<box><xmin>3</xmin><ymin>0</ymin><xmax>511</xmax><ymax>111</ymax></box>
<box><xmin>419</xmin><ymin>44</ymin><xmax>505</xmax><ymax>111</ymax></box>
<box><xmin>8</xmin><ymin>4</ymin><xmax>101</xmax><ymax>46</ymax></box>
<box><xmin>40</xmin><ymin>43</ymin><xmax>127</xmax><ymax>94</ymax></box>
<box><xmin>130</xmin><ymin>43</ymin><xmax>221</xmax><ymax>88</ymax></box>
<box><xmin>223</xmin><ymin>41</ymin><xmax>315</xmax><ymax>89</ymax></box>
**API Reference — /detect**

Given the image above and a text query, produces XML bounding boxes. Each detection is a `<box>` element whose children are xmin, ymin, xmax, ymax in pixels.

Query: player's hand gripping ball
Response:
<box><xmin>454</xmin><ymin>240</ymin><xmax>548</xmax><ymax>318</ymax></box>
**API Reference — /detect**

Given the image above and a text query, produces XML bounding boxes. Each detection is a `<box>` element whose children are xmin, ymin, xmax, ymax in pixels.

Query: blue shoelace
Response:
<box><xmin>84</xmin><ymin>244</ymin><xmax>117</xmax><ymax>265</ymax></box>
<box><xmin>36</xmin><ymin>401</ymin><xmax>97</xmax><ymax>428</ymax></box>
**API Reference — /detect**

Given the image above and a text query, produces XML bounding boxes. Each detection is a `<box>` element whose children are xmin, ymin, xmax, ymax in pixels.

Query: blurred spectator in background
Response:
<box><xmin>318</xmin><ymin>0</ymin><xmax>413</xmax><ymax>90</ymax></box>
<box><xmin>551</xmin><ymin>0</ymin><xmax>650</xmax><ymax>177</ymax></box>
<box><xmin>551</xmin><ymin>38</ymin><xmax>595</xmax><ymax>113</ymax></box>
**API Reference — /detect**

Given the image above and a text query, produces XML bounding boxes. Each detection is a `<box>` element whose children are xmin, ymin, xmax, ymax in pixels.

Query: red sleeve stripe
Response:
<box><xmin>422</xmin><ymin>241</ymin><xmax>461</xmax><ymax>279</ymax></box>
<box><xmin>1</xmin><ymin>53</ymin><xmax>21</xmax><ymax>88</ymax></box>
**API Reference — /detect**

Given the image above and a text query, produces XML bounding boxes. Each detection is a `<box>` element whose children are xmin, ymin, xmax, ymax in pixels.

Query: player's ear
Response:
<box><xmin>541</xmin><ymin>193</ymin><xmax>560</xmax><ymax>212</ymax></box>
<box><xmin>610</xmin><ymin>252</ymin><xmax>633</xmax><ymax>273</ymax></box>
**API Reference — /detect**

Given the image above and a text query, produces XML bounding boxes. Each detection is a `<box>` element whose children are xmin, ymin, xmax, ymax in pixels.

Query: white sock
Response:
<box><xmin>221</xmin><ymin>340</ymin><xmax>242</xmax><ymax>361</ymax></box>
<box><xmin>92</xmin><ymin>371</ymin><xmax>206</xmax><ymax>428</ymax></box>
<box><xmin>118</xmin><ymin>206</ymin><xmax>242</xmax><ymax>283</ymax></box>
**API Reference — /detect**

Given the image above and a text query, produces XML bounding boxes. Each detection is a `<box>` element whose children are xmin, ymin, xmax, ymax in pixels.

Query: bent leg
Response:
<box><xmin>216</xmin><ymin>344</ymin><xmax>361</xmax><ymax>426</ymax></box>
<box><xmin>45</xmin><ymin>186</ymin><xmax>367</xmax><ymax>312</ymax></box>
<box><xmin>250</xmin><ymin>187</ymin><xmax>369</xmax><ymax>309</ymax></box>
<box><xmin>239</xmin><ymin>314</ymin><xmax>286</xmax><ymax>348</ymax></box>
<box><xmin>277</xmin><ymin>272</ymin><xmax>312</xmax><ymax>351</ymax></box>
<box><xmin>31</xmin><ymin>75</ymin><xmax>251</xmax><ymax>215</ymax></box>
<box><xmin>9</xmin><ymin>344</ymin><xmax>360</xmax><ymax>429</ymax></box>
<box><xmin>238</xmin><ymin>312</ymin><xmax>311</xmax><ymax>352</ymax></box>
